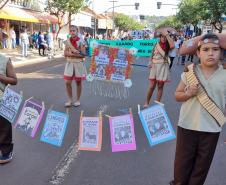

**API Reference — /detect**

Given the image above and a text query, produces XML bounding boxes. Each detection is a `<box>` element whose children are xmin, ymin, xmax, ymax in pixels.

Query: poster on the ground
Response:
<box><xmin>139</xmin><ymin>105</ymin><xmax>176</xmax><ymax>146</ymax></box>
<box><xmin>78</xmin><ymin>117</ymin><xmax>102</xmax><ymax>151</ymax></box>
<box><xmin>109</xmin><ymin>114</ymin><xmax>136</xmax><ymax>152</ymax></box>
<box><xmin>40</xmin><ymin>110</ymin><xmax>69</xmax><ymax>147</ymax></box>
<box><xmin>90</xmin><ymin>44</ymin><xmax>134</xmax><ymax>83</ymax></box>
<box><xmin>14</xmin><ymin>101</ymin><xmax>45</xmax><ymax>137</ymax></box>
<box><xmin>0</xmin><ymin>88</ymin><xmax>23</xmax><ymax>123</ymax></box>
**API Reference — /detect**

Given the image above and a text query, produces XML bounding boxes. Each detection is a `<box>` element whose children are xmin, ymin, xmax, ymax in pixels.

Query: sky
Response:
<box><xmin>89</xmin><ymin>0</ymin><xmax>181</xmax><ymax>17</ymax></box>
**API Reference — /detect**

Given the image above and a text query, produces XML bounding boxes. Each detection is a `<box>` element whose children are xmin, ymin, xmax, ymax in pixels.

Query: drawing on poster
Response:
<box><xmin>115</xmin><ymin>66</ymin><xmax>124</xmax><ymax>75</ymax></box>
<box><xmin>140</xmin><ymin>105</ymin><xmax>176</xmax><ymax>146</ymax></box>
<box><xmin>81</xmin><ymin>117</ymin><xmax>99</xmax><ymax>148</ymax></box>
<box><xmin>98</xmin><ymin>45</ymin><xmax>109</xmax><ymax>58</ymax></box>
<box><xmin>0</xmin><ymin>88</ymin><xmax>22</xmax><ymax>122</ymax></box>
<box><xmin>112</xmin><ymin>116</ymin><xmax>133</xmax><ymax>145</ymax></box>
<box><xmin>14</xmin><ymin>101</ymin><xmax>44</xmax><ymax>137</ymax></box>
<box><xmin>43</xmin><ymin>113</ymin><xmax>66</xmax><ymax>141</ymax></box>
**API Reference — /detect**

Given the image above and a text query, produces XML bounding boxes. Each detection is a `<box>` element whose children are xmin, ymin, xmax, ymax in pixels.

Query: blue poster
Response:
<box><xmin>139</xmin><ymin>105</ymin><xmax>176</xmax><ymax>146</ymax></box>
<box><xmin>0</xmin><ymin>88</ymin><xmax>23</xmax><ymax>123</ymax></box>
<box><xmin>40</xmin><ymin>110</ymin><xmax>69</xmax><ymax>147</ymax></box>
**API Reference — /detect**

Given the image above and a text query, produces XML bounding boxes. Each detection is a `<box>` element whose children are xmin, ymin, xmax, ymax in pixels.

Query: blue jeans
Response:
<box><xmin>21</xmin><ymin>40</ymin><xmax>27</xmax><ymax>56</ymax></box>
<box><xmin>11</xmin><ymin>38</ymin><xmax>15</xmax><ymax>48</ymax></box>
<box><xmin>2</xmin><ymin>41</ymin><xmax>7</xmax><ymax>49</ymax></box>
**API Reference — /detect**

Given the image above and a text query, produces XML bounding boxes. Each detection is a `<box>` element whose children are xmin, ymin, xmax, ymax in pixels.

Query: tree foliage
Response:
<box><xmin>114</xmin><ymin>14</ymin><xmax>145</xmax><ymax>32</ymax></box>
<box><xmin>45</xmin><ymin>0</ymin><xmax>90</xmax><ymax>40</ymax></box>
<box><xmin>155</xmin><ymin>15</ymin><xmax>182</xmax><ymax>30</ymax></box>
<box><xmin>144</xmin><ymin>15</ymin><xmax>168</xmax><ymax>25</ymax></box>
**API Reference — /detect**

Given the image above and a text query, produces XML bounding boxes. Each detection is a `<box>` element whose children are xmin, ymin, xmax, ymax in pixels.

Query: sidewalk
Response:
<box><xmin>0</xmin><ymin>47</ymin><xmax>64</xmax><ymax>65</ymax></box>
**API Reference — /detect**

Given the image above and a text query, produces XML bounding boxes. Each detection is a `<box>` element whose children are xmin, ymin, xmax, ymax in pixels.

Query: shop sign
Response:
<box><xmin>9</xmin><ymin>0</ymin><xmax>44</xmax><ymax>12</ymax></box>
<box><xmin>98</xmin><ymin>19</ymin><xmax>113</xmax><ymax>29</ymax></box>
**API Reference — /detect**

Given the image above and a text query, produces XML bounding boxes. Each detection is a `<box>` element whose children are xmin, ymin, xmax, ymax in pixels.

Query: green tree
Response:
<box><xmin>45</xmin><ymin>0</ymin><xmax>90</xmax><ymax>41</ymax></box>
<box><xmin>196</xmin><ymin>0</ymin><xmax>226</xmax><ymax>33</ymax></box>
<box><xmin>155</xmin><ymin>15</ymin><xmax>182</xmax><ymax>30</ymax></box>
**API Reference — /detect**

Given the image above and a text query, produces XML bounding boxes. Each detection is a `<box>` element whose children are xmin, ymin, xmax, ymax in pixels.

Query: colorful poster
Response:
<box><xmin>90</xmin><ymin>44</ymin><xmax>134</xmax><ymax>83</ymax></box>
<box><xmin>139</xmin><ymin>105</ymin><xmax>176</xmax><ymax>146</ymax></box>
<box><xmin>78</xmin><ymin>117</ymin><xmax>102</xmax><ymax>151</ymax></box>
<box><xmin>0</xmin><ymin>88</ymin><xmax>23</xmax><ymax>123</ymax></box>
<box><xmin>40</xmin><ymin>110</ymin><xmax>69</xmax><ymax>147</ymax></box>
<box><xmin>14</xmin><ymin>101</ymin><xmax>45</xmax><ymax>137</ymax></box>
<box><xmin>109</xmin><ymin>114</ymin><xmax>136</xmax><ymax>152</ymax></box>
<box><xmin>89</xmin><ymin>39</ymin><xmax>159</xmax><ymax>57</ymax></box>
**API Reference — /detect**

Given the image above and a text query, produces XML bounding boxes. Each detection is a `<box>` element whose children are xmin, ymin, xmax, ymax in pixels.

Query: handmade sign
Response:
<box><xmin>89</xmin><ymin>39</ymin><xmax>159</xmax><ymax>57</ymax></box>
<box><xmin>88</xmin><ymin>41</ymin><xmax>137</xmax><ymax>99</ymax></box>
<box><xmin>14</xmin><ymin>100</ymin><xmax>45</xmax><ymax>137</ymax></box>
<box><xmin>139</xmin><ymin>105</ymin><xmax>176</xmax><ymax>146</ymax></box>
<box><xmin>0</xmin><ymin>88</ymin><xmax>23</xmax><ymax>123</ymax></box>
<box><xmin>109</xmin><ymin>114</ymin><xmax>136</xmax><ymax>152</ymax></box>
<box><xmin>131</xmin><ymin>30</ymin><xmax>143</xmax><ymax>40</ymax></box>
<box><xmin>40</xmin><ymin>109</ymin><xmax>69</xmax><ymax>146</ymax></box>
<box><xmin>78</xmin><ymin>111</ymin><xmax>102</xmax><ymax>151</ymax></box>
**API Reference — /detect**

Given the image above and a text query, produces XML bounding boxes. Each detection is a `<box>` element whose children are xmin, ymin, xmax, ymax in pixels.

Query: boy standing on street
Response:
<box><xmin>170</xmin><ymin>33</ymin><xmax>226</xmax><ymax>185</ymax></box>
<box><xmin>0</xmin><ymin>28</ymin><xmax>18</xmax><ymax>164</ymax></box>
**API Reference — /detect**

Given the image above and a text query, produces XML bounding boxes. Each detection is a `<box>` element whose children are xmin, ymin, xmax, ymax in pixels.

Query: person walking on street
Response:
<box><xmin>143</xmin><ymin>27</ymin><xmax>175</xmax><ymax>109</ymax></box>
<box><xmin>10</xmin><ymin>25</ymin><xmax>16</xmax><ymax>49</ymax></box>
<box><xmin>19</xmin><ymin>28</ymin><xmax>29</xmax><ymax>58</ymax></box>
<box><xmin>1</xmin><ymin>25</ymin><xmax>8</xmax><ymax>49</ymax></box>
<box><xmin>170</xmin><ymin>36</ymin><xmax>179</xmax><ymax>71</ymax></box>
<box><xmin>63</xmin><ymin>25</ymin><xmax>87</xmax><ymax>107</ymax></box>
<box><xmin>44</xmin><ymin>30</ymin><xmax>51</xmax><ymax>48</ymax></box>
<box><xmin>38</xmin><ymin>31</ymin><xmax>46</xmax><ymax>56</ymax></box>
<box><xmin>32</xmin><ymin>31</ymin><xmax>38</xmax><ymax>49</ymax></box>
<box><xmin>84</xmin><ymin>33</ymin><xmax>90</xmax><ymax>55</ymax></box>
<box><xmin>0</xmin><ymin>28</ymin><xmax>18</xmax><ymax>164</ymax></box>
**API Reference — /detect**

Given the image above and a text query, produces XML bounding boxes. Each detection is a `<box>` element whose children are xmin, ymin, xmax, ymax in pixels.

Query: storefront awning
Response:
<box><xmin>0</xmin><ymin>7</ymin><xmax>58</xmax><ymax>24</ymax></box>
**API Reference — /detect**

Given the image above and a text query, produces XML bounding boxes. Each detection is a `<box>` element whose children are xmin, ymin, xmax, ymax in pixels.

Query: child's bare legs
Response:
<box><xmin>143</xmin><ymin>80</ymin><xmax>157</xmax><ymax>109</ymax></box>
<box><xmin>75</xmin><ymin>81</ymin><xmax>82</xmax><ymax>105</ymax></box>
<box><xmin>156</xmin><ymin>82</ymin><xmax>164</xmax><ymax>102</ymax></box>
<box><xmin>65</xmin><ymin>80</ymin><xmax>73</xmax><ymax>105</ymax></box>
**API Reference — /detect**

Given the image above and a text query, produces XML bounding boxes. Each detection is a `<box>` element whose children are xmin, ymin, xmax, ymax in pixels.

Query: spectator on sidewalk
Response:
<box><xmin>1</xmin><ymin>25</ymin><xmax>8</xmax><ymax>49</ymax></box>
<box><xmin>10</xmin><ymin>25</ymin><xmax>16</xmax><ymax>49</ymax></box>
<box><xmin>38</xmin><ymin>31</ymin><xmax>46</xmax><ymax>56</ymax></box>
<box><xmin>84</xmin><ymin>33</ymin><xmax>90</xmax><ymax>55</ymax></box>
<box><xmin>32</xmin><ymin>31</ymin><xmax>38</xmax><ymax>49</ymax></box>
<box><xmin>19</xmin><ymin>28</ymin><xmax>29</xmax><ymax>58</ymax></box>
<box><xmin>170</xmin><ymin>36</ymin><xmax>179</xmax><ymax>71</ymax></box>
<box><xmin>44</xmin><ymin>30</ymin><xmax>51</xmax><ymax>48</ymax></box>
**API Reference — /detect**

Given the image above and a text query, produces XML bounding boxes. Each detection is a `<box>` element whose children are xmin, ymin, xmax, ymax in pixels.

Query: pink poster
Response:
<box><xmin>109</xmin><ymin>114</ymin><xmax>136</xmax><ymax>152</ymax></box>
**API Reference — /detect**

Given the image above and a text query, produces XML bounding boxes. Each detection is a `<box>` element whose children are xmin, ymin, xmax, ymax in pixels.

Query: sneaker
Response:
<box><xmin>0</xmin><ymin>152</ymin><xmax>13</xmax><ymax>164</ymax></box>
<box><xmin>25</xmin><ymin>55</ymin><xmax>28</xmax><ymax>58</ymax></box>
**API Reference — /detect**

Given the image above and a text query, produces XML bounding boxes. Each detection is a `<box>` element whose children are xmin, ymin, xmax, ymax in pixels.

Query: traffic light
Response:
<box><xmin>140</xmin><ymin>15</ymin><xmax>145</xmax><ymax>20</ymax></box>
<box><xmin>135</xmin><ymin>3</ymin><xmax>139</xmax><ymax>10</ymax></box>
<box><xmin>157</xmin><ymin>2</ymin><xmax>162</xmax><ymax>9</ymax></box>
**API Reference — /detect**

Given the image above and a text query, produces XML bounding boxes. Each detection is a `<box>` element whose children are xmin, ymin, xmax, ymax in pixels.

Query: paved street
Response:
<box><xmin>1</xmin><ymin>56</ymin><xmax>226</xmax><ymax>185</ymax></box>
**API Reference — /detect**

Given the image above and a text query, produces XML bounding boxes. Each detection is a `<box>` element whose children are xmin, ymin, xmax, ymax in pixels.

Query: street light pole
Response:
<box><xmin>109</xmin><ymin>1</ymin><xmax>117</xmax><ymax>20</ymax></box>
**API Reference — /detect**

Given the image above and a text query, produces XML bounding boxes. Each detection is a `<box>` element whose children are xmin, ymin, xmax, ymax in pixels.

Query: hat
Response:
<box><xmin>0</xmin><ymin>28</ymin><xmax>8</xmax><ymax>42</ymax></box>
<box><xmin>154</xmin><ymin>26</ymin><xmax>178</xmax><ymax>39</ymax></box>
<box><xmin>180</xmin><ymin>33</ymin><xmax>226</xmax><ymax>55</ymax></box>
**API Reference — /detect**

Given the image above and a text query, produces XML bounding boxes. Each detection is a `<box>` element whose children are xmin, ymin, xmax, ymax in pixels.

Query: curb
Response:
<box><xmin>12</xmin><ymin>54</ymin><xmax>64</xmax><ymax>66</ymax></box>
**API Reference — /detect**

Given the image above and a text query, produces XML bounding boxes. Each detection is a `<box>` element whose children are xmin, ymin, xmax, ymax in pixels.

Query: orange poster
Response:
<box><xmin>78</xmin><ymin>117</ymin><xmax>102</xmax><ymax>151</ymax></box>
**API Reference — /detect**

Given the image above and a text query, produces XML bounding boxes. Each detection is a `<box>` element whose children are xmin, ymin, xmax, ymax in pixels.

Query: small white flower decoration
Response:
<box><xmin>90</xmin><ymin>40</ymin><xmax>98</xmax><ymax>49</ymax></box>
<box><xmin>86</xmin><ymin>74</ymin><xmax>94</xmax><ymax>81</ymax></box>
<box><xmin>164</xmin><ymin>28</ymin><xmax>168</xmax><ymax>31</ymax></box>
<box><xmin>124</xmin><ymin>79</ymin><xmax>132</xmax><ymax>88</ymax></box>
<box><xmin>198</xmin><ymin>41</ymin><xmax>201</xmax><ymax>46</ymax></box>
<box><xmin>129</xmin><ymin>47</ymin><xmax>138</xmax><ymax>55</ymax></box>
<box><xmin>204</xmin><ymin>39</ymin><xmax>209</xmax><ymax>43</ymax></box>
<box><xmin>214</xmin><ymin>39</ymin><xmax>219</xmax><ymax>44</ymax></box>
<box><xmin>172</xmin><ymin>31</ymin><xmax>175</xmax><ymax>34</ymax></box>
<box><xmin>186</xmin><ymin>41</ymin><xmax>195</xmax><ymax>48</ymax></box>
<box><xmin>157</xmin><ymin>32</ymin><xmax>160</xmax><ymax>36</ymax></box>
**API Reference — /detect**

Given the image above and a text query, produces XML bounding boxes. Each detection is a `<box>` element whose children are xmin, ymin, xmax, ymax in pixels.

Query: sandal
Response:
<box><xmin>143</xmin><ymin>105</ymin><xmax>149</xmax><ymax>109</ymax></box>
<box><xmin>65</xmin><ymin>102</ymin><xmax>73</xmax><ymax>107</ymax></box>
<box><xmin>74</xmin><ymin>102</ymin><xmax>80</xmax><ymax>107</ymax></box>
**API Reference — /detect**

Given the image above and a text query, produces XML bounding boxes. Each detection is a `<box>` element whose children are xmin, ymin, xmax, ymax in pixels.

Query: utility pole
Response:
<box><xmin>109</xmin><ymin>1</ymin><xmax>117</xmax><ymax>20</ymax></box>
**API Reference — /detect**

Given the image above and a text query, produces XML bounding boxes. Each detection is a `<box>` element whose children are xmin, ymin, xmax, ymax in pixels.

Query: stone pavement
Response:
<box><xmin>0</xmin><ymin>47</ymin><xmax>64</xmax><ymax>64</ymax></box>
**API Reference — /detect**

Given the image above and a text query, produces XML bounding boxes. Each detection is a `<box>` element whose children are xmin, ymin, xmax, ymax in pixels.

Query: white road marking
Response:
<box><xmin>53</xmin><ymin>64</ymin><xmax>64</xmax><ymax>68</ymax></box>
<box><xmin>49</xmin><ymin>138</ymin><xmax>81</xmax><ymax>185</ymax></box>
<box><xmin>32</xmin><ymin>64</ymin><xmax>64</xmax><ymax>73</ymax></box>
<box><xmin>49</xmin><ymin>105</ymin><xmax>109</xmax><ymax>185</ymax></box>
<box><xmin>136</xmin><ymin>56</ymin><xmax>139</xmax><ymax>60</ymax></box>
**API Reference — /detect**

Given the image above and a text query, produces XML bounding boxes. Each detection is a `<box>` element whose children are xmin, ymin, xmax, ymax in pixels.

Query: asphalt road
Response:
<box><xmin>1</xmin><ymin>56</ymin><xmax>226</xmax><ymax>185</ymax></box>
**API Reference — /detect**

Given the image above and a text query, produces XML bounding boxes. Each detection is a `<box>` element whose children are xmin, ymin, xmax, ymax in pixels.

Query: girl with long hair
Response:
<box><xmin>143</xmin><ymin>28</ymin><xmax>175</xmax><ymax>109</ymax></box>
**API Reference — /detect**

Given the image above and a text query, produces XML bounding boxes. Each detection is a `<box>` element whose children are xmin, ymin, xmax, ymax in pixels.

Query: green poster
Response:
<box><xmin>89</xmin><ymin>39</ymin><xmax>160</xmax><ymax>57</ymax></box>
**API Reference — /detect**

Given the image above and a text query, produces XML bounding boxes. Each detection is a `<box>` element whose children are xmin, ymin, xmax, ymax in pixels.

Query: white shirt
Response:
<box><xmin>78</xmin><ymin>33</ymin><xmax>84</xmax><ymax>41</ymax></box>
<box><xmin>10</xmin><ymin>28</ymin><xmax>16</xmax><ymax>39</ymax></box>
<box><xmin>20</xmin><ymin>33</ymin><xmax>28</xmax><ymax>40</ymax></box>
<box><xmin>171</xmin><ymin>42</ymin><xmax>179</xmax><ymax>57</ymax></box>
<box><xmin>2</xmin><ymin>29</ymin><xmax>7</xmax><ymax>34</ymax></box>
